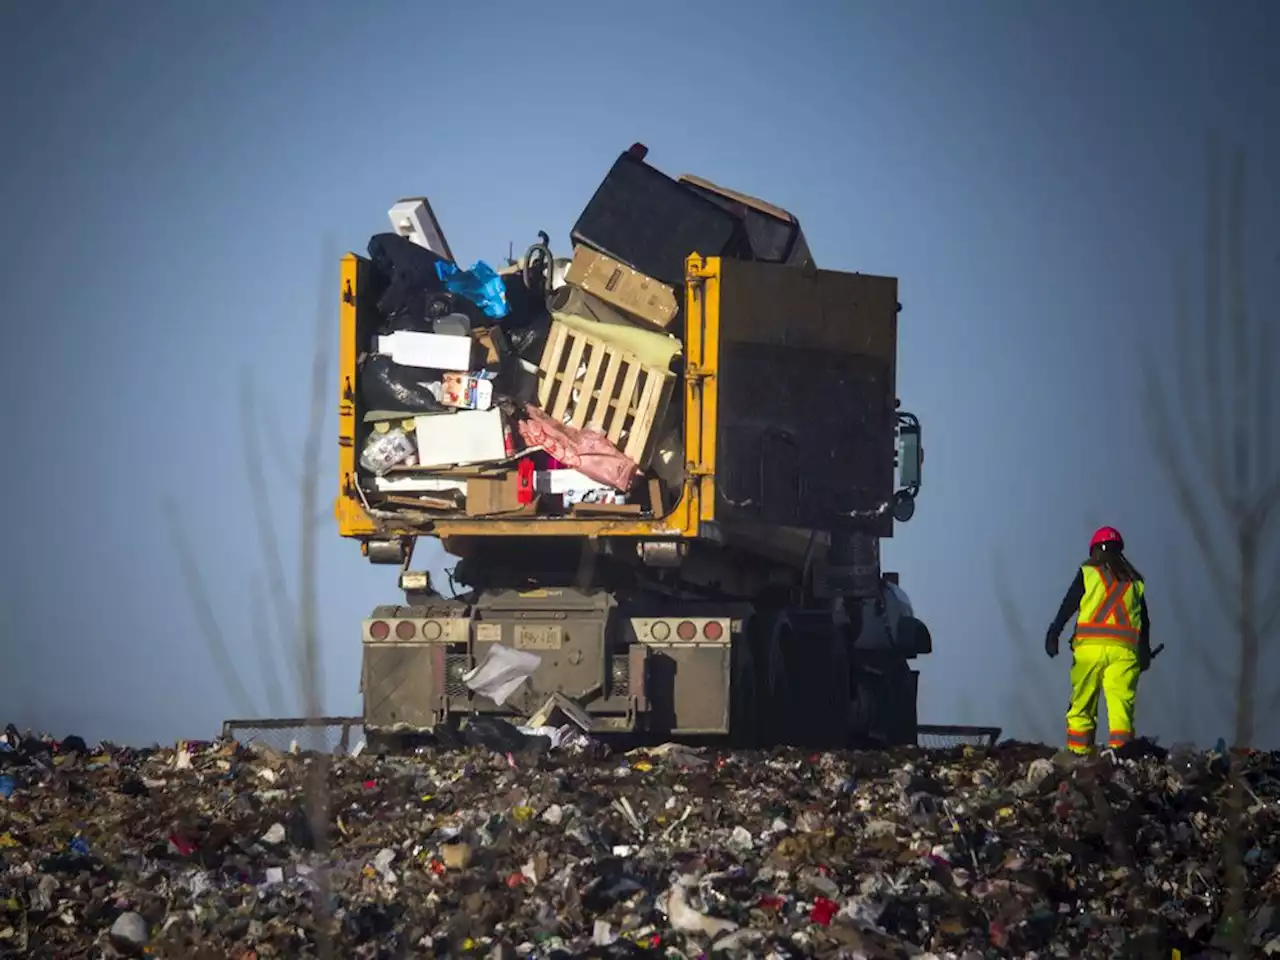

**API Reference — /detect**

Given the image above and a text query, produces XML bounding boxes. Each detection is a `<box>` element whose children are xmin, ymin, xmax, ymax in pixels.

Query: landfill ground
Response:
<box><xmin>1</xmin><ymin>728</ymin><xmax>1278</xmax><ymax>960</ymax></box>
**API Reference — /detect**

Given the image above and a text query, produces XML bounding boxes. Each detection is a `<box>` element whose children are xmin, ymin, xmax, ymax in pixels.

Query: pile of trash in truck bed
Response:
<box><xmin>353</xmin><ymin>143</ymin><xmax>812</xmax><ymax>523</ymax></box>
<box><xmin>2</xmin><ymin>726</ymin><xmax>1279</xmax><ymax>958</ymax></box>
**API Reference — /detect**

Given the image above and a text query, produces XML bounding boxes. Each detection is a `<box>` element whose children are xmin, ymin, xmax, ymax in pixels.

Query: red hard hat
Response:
<box><xmin>1089</xmin><ymin>526</ymin><xmax>1124</xmax><ymax>551</ymax></box>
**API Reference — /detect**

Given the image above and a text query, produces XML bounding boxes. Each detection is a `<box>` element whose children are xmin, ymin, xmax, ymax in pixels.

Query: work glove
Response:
<box><xmin>1138</xmin><ymin>644</ymin><xmax>1152</xmax><ymax>673</ymax></box>
<box><xmin>1044</xmin><ymin>629</ymin><xmax>1059</xmax><ymax>659</ymax></box>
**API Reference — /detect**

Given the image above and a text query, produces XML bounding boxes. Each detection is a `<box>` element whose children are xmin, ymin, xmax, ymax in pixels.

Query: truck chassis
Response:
<box><xmin>359</xmin><ymin>536</ymin><xmax>931</xmax><ymax>752</ymax></box>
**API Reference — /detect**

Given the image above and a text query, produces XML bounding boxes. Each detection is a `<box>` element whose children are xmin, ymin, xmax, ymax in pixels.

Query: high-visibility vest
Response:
<box><xmin>1074</xmin><ymin>564</ymin><xmax>1144</xmax><ymax>645</ymax></box>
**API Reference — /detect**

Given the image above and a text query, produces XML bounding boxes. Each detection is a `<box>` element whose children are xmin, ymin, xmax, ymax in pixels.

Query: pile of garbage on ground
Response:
<box><xmin>2</xmin><ymin>725</ymin><xmax>1278</xmax><ymax>959</ymax></box>
<box><xmin>354</xmin><ymin>143</ymin><xmax>812</xmax><ymax>525</ymax></box>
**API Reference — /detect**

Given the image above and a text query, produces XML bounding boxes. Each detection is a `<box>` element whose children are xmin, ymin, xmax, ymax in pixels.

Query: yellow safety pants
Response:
<box><xmin>1065</xmin><ymin>641</ymin><xmax>1140</xmax><ymax>753</ymax></box>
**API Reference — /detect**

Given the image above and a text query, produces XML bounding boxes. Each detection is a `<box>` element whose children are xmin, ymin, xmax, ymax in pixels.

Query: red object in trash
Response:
<box><xmin>989</xmin><ymin>921</ymin><xmax>1009</xmax><ymax>948</ymax></box>
<box><xmin>517</xmin><ymin>459</ymin><xmax>535</xmax><ymax>504</ymax></box>
<box><xmin>502</xmin><ymin>419</ymin><xmax>518</xmax><ymax>459</ymax></box>
<box><xmin>810</xmin><ymin>897</ymin><xmax>839</xmax><ymax>926</ymax></box>
<box><xmin>516</xmin><ymin>404</ymin><xmax>639</xmax><ymax>491</ymax></box>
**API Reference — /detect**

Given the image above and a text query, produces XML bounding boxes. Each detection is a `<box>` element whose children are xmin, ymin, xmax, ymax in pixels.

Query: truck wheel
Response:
<box><xmin>816</xmin><ymin>622</ymin><xmax>853</xmax><ymax>749</ymax></box>
<box><xmin>848</xmin><ymin>659</ymin><xmax>915</xmax><ymax>747</ymax></box>
<box><xmin>751</xmin><ymin>611</ymin><xmax>793</xmax><ymax>747</ymax></box>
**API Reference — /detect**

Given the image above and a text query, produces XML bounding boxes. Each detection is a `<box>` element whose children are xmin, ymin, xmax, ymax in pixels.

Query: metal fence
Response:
<box><xmin>221</xmin><ymin>716</ymin><xmax>365</xmax><ymax>755</ymax></box>
<box><xmin>916</xmin><ymin>724</ymin><xmax>1003</xmax><ymax>750</ymax></box>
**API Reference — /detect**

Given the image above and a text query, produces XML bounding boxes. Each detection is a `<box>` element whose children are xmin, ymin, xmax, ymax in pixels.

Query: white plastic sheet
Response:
<box><xmin>461</xmin><ymin>644</ymin><xmax>541</xmax><ymax>706</ymax></box>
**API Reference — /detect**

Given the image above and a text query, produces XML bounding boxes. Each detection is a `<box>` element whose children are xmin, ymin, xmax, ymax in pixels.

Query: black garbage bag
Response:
<box><xmin>500</xmin><ymin>271</ymin><xmax>548</xmax><ymax>327</ymax></box>
<box><xmin>373</xmin><ymin>289</ymin><xmax>483</xmax><ymax>335</ymax></box>
<box><xmin>461</xmin><ymin>716</ymin><xmax>547</xmax><ymax>756</ymax></box>
<box><xmin>505</xmin><ymin>312</ymin><xmax>552</xmax><ymax>363</ymax></box>
<box><xmin>381</xmin><ymin>290</ymin><xmax>486</xmax><ymax>335</ymax></box>
<box><xmin>359</xmin><ymin>354</ymin><xmax>445</xmax><ymax>414</ymax></box>
<box><xmin>367</xmin><ymin>233</ymin><xmax>448</xmax><ymax>323</ymax></box>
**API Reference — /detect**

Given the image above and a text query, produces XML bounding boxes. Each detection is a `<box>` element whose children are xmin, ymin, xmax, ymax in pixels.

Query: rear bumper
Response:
<box><xmin>360</xmin><ymin>602</ymin><xmax>743</xmax><ymax>736</ymax></box>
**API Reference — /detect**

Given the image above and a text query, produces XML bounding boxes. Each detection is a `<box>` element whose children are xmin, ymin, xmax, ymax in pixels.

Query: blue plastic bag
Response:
<box><xmin>0</xmin><ymin>775</ymin><xmax>14</xmax><ymax>799</ymax></box>
<box><xmin>434</xmin><ymin>260</ymin><xmax>510</xmax><ymax>320</ymax></box>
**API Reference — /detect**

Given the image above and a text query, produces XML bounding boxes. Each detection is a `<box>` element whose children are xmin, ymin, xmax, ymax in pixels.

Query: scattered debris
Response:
<box><xmin>1</xmin><ymin>727</ymin><xmax>1278</xmax><ymax>957</ymax></box>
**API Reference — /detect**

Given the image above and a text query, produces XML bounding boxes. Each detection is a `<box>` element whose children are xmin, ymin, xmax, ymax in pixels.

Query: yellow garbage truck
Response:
<box><xmin>335</xmin><ymin>153</ymin><xmax>929</xmax><ymax>749</ymax></box>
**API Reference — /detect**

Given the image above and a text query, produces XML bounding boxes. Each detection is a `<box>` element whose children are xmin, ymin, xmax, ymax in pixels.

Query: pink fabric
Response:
<box><xmin>517</xmin><ymin>403</ymin><xmax>639</xmax><ymax>491</ymax></box>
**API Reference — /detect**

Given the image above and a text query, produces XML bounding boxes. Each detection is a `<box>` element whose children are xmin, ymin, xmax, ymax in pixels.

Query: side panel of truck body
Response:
<box><xmin>713</xmin><ymin>258</ymin><xmax>898</xmax><ymax>540</ymax></box>
<box><xmin>336</xmin><ymin>254</ymin><xmax>898</xmax><ymax>554</ymax></box>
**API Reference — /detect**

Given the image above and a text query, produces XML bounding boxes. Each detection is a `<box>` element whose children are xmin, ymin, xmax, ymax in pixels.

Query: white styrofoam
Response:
<box><xmin>372</xmin><ymin>476</ymin><xmax>467</xmax><ymax>494</ymax></box>
<box><xmin>535</xmin><ymin>469</ymin><xmax>610</xmax><ymax>495</ymax></box>
<box><xmin>413</xmin><ymin>409</ymin><xmax>506</xmax><ymax>468</ymax></box>
<box><xmin>388</xmin><ymin>198</ymin><xmax>454</xmax><ymax>262</ymax></box>
<box><xmin>377</xmin><ymin>330</ymin><xmax>473</xmax><ymax>371</ymax></box>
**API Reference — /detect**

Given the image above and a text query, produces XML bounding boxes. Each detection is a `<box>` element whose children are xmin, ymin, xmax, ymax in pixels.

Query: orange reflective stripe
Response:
<box><xmin>1066</xmin><ymin>728</ymin><xmax>1093</xmax><ymax>746</ymax></box>
<box><xmin>1093</xmin><ymin>571</ymin><xmax>1132</xmax><ymax>628</ymax></box>
<box><xmin>1077</xmin><ymin>569</ymin><xmax>1139</xmax><ymax>643</ymax></box>
<box><xmin>1075</xmin><ymin>625</ymin><xmax>1139</xmax><ymax>643</ymax></box>
<box><xmin>1107</xmin><ymin>730</ymin><xmax>1133</xmax><ymax>747</ymax></box>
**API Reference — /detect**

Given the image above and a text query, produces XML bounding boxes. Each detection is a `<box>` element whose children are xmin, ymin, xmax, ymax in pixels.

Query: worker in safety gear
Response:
<box><xmin>1044</xmin><ymin>526</ymin><xmax>1152</xmax><ymax>754</ymax></box>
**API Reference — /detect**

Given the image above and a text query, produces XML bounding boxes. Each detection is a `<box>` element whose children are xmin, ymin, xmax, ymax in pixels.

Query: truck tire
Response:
<box><xmin>750</xmin><ymin>611</ymin><xmax>794</xmax><ymax>746</ymax></box>
<box><xmin>848</xmin><ymin>657</ymin><xmax>917</xmax><ymax>747</ymax></box>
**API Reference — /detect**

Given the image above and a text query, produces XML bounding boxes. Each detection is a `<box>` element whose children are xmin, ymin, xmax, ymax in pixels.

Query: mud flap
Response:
<box><xmin>363</xmin><ymin>644</ymin><xmax>447</xmax><ymax>729</ymax></box>
<box><xmin>643</xmin><ymin>645</ymin><xmax>732</xmax><ymax>735</ymax></box>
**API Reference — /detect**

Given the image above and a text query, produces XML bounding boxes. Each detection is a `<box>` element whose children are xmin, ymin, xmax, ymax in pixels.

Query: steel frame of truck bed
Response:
<box><xmin>335</xmin><ymin>253</ymin><xmax>724</xmax><ymax>543</ymax></box>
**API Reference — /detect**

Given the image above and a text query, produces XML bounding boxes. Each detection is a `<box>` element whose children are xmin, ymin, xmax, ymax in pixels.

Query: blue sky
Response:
<box><xmin>2</xmin><ymin>1</ymin><xmax>1277</xmax><ymax>748</ymax></box>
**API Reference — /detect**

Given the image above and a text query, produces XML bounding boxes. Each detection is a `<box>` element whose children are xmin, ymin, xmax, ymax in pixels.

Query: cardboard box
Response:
<box><xmin>474</xmin><ymin>326</ymin><xmax>510</xmax><ymax>369</ymax></box>
<box><xmin>466</xmin><ymin>473</ymin><xmax>535</xmax><ymax>516</ymax></box>
<box><xmin>564</xmin><ymin>245</ymin><xmax>679</xmax><ymax>331</ymax></box>
<box><xmin>440</xmin><ymin>372</ymin><xmax>494</xmax><ymax>410</ymax></box>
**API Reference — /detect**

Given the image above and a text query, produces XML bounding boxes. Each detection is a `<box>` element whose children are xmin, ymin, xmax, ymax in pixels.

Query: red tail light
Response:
<box><xmin>369</xmin><ymin>620</ymin><xmax>391</xmax><ymax>640</ymax></box>
<box><xmin>702</xmin><ymin>621</ymin><xmax>724</xmax><ymax>641</ymax></box>
<box><xmin>676</xmin><ymin>620</ymin><xmax>697</xmax><ymax>641</ymax></box>
<box><xmin>395</xmin><ymin>620</ymin><xmax>416</xmax><ymax>640</ymax></box>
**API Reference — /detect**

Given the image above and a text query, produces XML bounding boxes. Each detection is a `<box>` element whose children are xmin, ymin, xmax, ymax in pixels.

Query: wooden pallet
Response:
<box><xmin>535</xmin><ymin>320</ymin><xmax>676</xmax><ymax>468</ymax></box>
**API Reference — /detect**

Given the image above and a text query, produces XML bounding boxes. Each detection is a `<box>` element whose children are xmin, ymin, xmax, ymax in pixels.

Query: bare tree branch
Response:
<box><xmin>1258</xmin><ymin>251</ymin><xmax>1278</xmax><ymax>485</ymax></box>
<box><xmin>1263</xmin><ymin>585</ymin><xmax>1280</xmax><ymax>640</ymax></box>
<box><xmin>1251</xmin><ymin>476</ymin><xmax>1280</xmax><ymax>541</ymax></box>
<box><xmin>257</xmin><ymin>393</ymin><xmax>305</xmax><ymax>488</ymax></box>
<box><xmin>299</xmin><ymin>256</ymin><xmax>330</xmax><ymax>734</ymax></box>
<box><xmin>162</xmin><ymin>499</ymin><xmax>256</xmax><ymax>717</ymax></box>
<box><xmin>1201</xmin><ymin>134</ymin><xmax>1231</xmax><ymax>507</ymax></box>
<box><xmin>993</xmin><ymin>548</ymin><xmax>1054</xmax><ymax>743</ymax></box>
<box><xmin>240</xmin><ymin>370</ymin><xmax>302</xmax><ymax>700</ymax></box>
<box><xmin>1140</xmin><ymin>364</ymin><xmax>1238</xmax><ymax>611</ymax></box>
<box><xmin>1226</xmin><ymin>147</ymin><xmax>1249</xmax><ymax>509</ymax></box>
<box><xmin>1146</xmin><ymin>137</ymin><xmax>1278</xmax><ymax>750</ymax></box>
<box><xmin>1171</xmin><ymin>256</ymin><xmax>1215</xmax><ymax>465</ymax></box>
<box><xmin>299</xmin><ymin>240</ymin><xmax>335</xmax><ymax>956</ymax></box>
<box><xmin>250</xmin><ymin>577</ymin><xmax>287</xmax><ymax>717</ymax></box>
